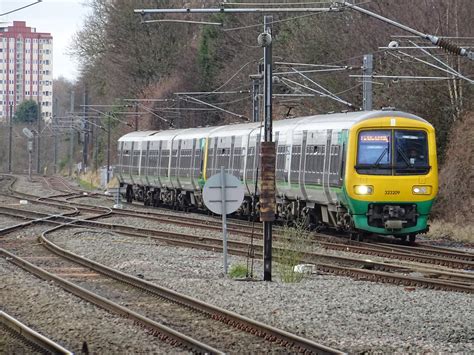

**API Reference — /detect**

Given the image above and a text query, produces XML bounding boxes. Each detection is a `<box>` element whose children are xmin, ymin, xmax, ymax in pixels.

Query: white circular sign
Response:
<box><xmin>22</xmin><ymin>127</ymin><xmax>34</xmax><ymax>139</ymax></box>
<box><xmin>203</xmin><ymin>172</ymin><xmax>244</xmax><ymax>215</ymax></box>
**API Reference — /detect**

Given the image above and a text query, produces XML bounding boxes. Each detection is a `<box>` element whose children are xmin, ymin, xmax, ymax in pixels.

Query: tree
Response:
<box><xmin>14</xmin><ymin>100</ymin><xmax>38</xmax><ymax>123</ymax></box>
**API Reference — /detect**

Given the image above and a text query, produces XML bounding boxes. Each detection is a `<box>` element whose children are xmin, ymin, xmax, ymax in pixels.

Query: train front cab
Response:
<box><xmin>343</xmin><ymin>115</ymin><xmax>438</xmax><ymax>240</ymax></box>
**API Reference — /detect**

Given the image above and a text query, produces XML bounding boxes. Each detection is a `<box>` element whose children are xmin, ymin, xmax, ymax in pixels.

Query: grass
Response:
<box><xmin>78</xmin><ymin>179</ymin><xmax>95</xmax><ymax>190</ymax></box>
<box><xmin>424</xmin><ymin>220</ymin><xmax>474</xmax><ymax>244</ymax></box>
<box><xmin>274</xmin><ymin>221</ymin><xmax>311</xmax><ymax>283</ymax></box>
<box><xmin>228</xmin><ymin>264</ymin><xmax>250</xmax><ymax>279</ymax></box>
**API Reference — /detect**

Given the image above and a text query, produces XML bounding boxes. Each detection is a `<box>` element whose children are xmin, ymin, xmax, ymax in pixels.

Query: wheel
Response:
<box><xmin>126</xmin><ymin>186</ymin><xmax>133</xmax><ymax>203</ymax></box>
<box><xmin>350</xmin><ymin>232</ymin><xmax>363</xmax><ymax>241</ymax></box>
<box><xmin>409</xmin><ymin>234</ymin><xmax>416</xmax><ymax>243</ymax></box>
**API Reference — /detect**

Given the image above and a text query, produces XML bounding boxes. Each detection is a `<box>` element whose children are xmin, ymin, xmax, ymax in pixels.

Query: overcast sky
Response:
<box><xmin>1</xmin><ymin>0</ymin><xmax>90</xmax><ymax>82</ymax></box>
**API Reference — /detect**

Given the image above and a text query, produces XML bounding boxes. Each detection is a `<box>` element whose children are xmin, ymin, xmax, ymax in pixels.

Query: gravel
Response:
<box><xmin>2</xmin><ymin>175</ymin><xmax>473</xmax><ymax>353</ymax></box>
<box><xmin>48</xmin><ymin>227</ymin><xmax>474</xmax><ymax>353</ymax></box>
<box><xmin>0</xmin><ymin>255</ymin><xmax>188</xmax><ymax>354</ymax></box>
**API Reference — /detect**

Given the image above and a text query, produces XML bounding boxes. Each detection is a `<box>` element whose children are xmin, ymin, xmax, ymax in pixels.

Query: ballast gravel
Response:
<box><xmin>48</xmin><ymin>228</ymin><xmax>474</xmax><ymax>354</ymax></box>
<box><xmin>2</xmin><ymin>176</ymin><xmax>473</xmax><ymax>353</ymax></box>
<box><xmin>0</xmin><ymin>256</ymin><xmax>188</xmax><ymax>354</ymax></box>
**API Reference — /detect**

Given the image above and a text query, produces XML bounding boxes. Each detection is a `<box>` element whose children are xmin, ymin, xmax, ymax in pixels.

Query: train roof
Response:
<box><xmin>118</xmin><ymin>130</ymin><xmax>157</xmax><ymax>142</ymax></box>
<box><xmin>117</xmin><ymin>110</ymin><xmax>430</xmax><ymax>142</ymax></box>
<box><xmin>208</xmin><ymin>122</ymin><xmax>261</xmax><ymax>138</ymax></box>
<box><xmin>144</xmin><ymin>128</ymin><xmax>190</xmax><ymax>141</ymax></box>
<box><xmin>174</xmin><ymin>125</ymin><xmax>225</xmax><ymax>140</ymax></box>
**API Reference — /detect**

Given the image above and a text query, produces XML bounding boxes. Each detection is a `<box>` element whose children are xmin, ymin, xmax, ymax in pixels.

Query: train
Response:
<box><xmin>116</xmin><ymin>109</ymin><xmax>438</xmax><ymax>242</ymax></box>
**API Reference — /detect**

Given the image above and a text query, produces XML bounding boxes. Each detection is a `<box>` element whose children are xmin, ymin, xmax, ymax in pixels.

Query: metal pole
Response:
<box><xmin>83</xmin><ymin>86</ymin><xmax>89</xmax><ymax>170</ymax></box>
<box><xmin>53</xmin><ymin>98</ymin><xmax>58</xmax><ymax>173</ymax></box>
<box><xmin>220</xmin><ymin>166</ymin><xmax>228</xmax><ymax>275</ymax></box>
<box><xmin>94</xmin><ymin>116</ymin><xmax>99</xmax><ymax>170</ymax></box>
<box><xmin>28</xmin><ymin>140</ymin><xmax>32</xmax><ymax>181</ymax></box>
<box><xmin>263</xmin><ymin>16</ymin><xmax>273</xmax><ymax>282</ymax></box>
<box><xmin>107</xmin><ymin>113</ymin><xmax>111</xmax><ymax>184</ymax></box>
<box><xmin>362</xmin><ymin>54</ymin><xmax>373</xmax><ymax>111</ymax></box>
<box><xmin>8</xmin><ymin>104</ymin><xmax>13</xmax><ymax>173</ymax></box>
<box><xmin>36</xmin><ymin>105</ymin><xmax>41</xmax><ymax>174</ymax></box>
<box><xmin>135</xmin><ymin>103</ymin><xmax>139</xmax><ymax>131</ymax></box>
<box><xmin>69</xmin><ymin>91</ymin><xmax>75</xmax><ymax>177</ymax></box>
<box><xmin>252</xmin><ymin>78</ymin><xmax>260</xmax><ymax>123</ymax></box>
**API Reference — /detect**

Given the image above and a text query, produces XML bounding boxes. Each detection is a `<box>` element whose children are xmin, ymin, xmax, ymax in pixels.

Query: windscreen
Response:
<box><xmin>394</xmin><ymin>130</ymin><xmax>429</xmax><ymax>174</ymax></box>
<box><xmin>356</xmin><ymin>129</ymin><xmax>429</xmax><ymax>175</ymax></box>
<box><xmin>357</xmin><ymin>130</ymin><xmax>392</xmax><ymax>175</ymax></box>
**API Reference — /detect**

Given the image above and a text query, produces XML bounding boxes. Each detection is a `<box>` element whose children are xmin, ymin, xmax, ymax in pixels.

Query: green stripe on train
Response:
<box><xmin>347</xmin><ymin>196</ymin><xmax>434</xmax><ymax>235</ymax></box>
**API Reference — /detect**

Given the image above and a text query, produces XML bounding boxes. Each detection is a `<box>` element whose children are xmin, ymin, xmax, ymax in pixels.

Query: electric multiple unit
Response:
<box><xmin>117</xmin><ymin>110</ymin><xmax>438</xmax><ymax>241</ymax></box>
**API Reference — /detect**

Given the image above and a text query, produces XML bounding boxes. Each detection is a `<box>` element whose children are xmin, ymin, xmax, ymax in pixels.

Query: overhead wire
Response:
<box><xmin>212</xmin><ymin>60</ymin><xmax>257</xmax><ymax>92</ymax></box>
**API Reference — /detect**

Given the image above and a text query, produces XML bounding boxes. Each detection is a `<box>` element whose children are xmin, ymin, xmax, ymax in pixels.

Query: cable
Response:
<box><xmin>223</xmin><ymin>1</ymin><xmax>333</xmax><ymax>6</ymax></box>
<box><xmin>0</xmin><ymin>0</ymin><xmax>42</xmax><ymax>17</ymax></box>
<box><xmin>223</xmin><ymin>10</ymin><xmax>329</xmax><ymax>32</ymax></box>
<box><xmin>212</xmin><ymin>60</ymin><xmax>256</xmax><ymax>92</ymax></box>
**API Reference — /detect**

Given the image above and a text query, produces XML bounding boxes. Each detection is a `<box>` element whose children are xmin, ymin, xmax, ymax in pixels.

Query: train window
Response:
<box><xmin>159</xmin><ymin>149</ymin><xmax>170</xmax><ymax>177</ymax></box>
<box><xmin>356</xmin><ymin>129</ymin><xmax>429</xmax><ymax>175</ymax></box>
<box><xmin>394</xmin><ymin>130</ymin><xmax>429</xmax><ymax>175</ymax></box>
<box><xmin>290</xmin><ymin>145</ymin><xmax>301</xmax><ymax>182</ymax></box>
<box><xmin>356</xmin><ymin>130</ymin><xmax>391</xmax><ymax>175</ymax></box>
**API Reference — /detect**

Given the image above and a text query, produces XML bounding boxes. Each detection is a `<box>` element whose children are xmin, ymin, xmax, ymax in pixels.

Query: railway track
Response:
<box><xmin>1</xmin><ymin>204</ymin><xmax>472</xmax><ymax>293</ymax></box>
<box><xmin>1</xmin><ymin>311</ymin><xmax>73</xmax><ymax>355</ymax></box>
<box><xmin>7</xmin><ymin>183</ymin><xmax>473</xmax><ymax>272</ymax></box>
<box><xmin>3</xmin><ymin>175</ymin><xmax>473</xmax><ymax>291</ymax></box>
<box><xmin>54</xmin><ymin>186</ymin><xmax>474</xmax><ymax>270</ymax></box>
<box><xmin>0</xmin><ymin>222</ymin><xmax>342</xmax><ymax>354</ymax></box>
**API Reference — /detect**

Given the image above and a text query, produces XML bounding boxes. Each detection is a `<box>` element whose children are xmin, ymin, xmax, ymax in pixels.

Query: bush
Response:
<box><xmin>425</xmin><ymin>220</ymin><xmax>474</xmax><ymax>244</ymax></box>
<box><xmin>432</xmin><ymin>111</ymin><xmax>473</xmax><ymax>224</ymax></box>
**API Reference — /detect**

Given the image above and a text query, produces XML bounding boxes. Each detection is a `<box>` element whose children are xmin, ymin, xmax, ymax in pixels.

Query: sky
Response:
<box><xmin>0</xmin><ymin>0</ymin><xmax>91</xmax><ymax>82</ymax></box>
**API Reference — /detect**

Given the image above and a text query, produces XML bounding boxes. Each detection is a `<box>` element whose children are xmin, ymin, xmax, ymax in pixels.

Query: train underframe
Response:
<box><xmin>122</xmin><ymin>183</ymin><xmax>417</xmax><ymax>242</ymax></box>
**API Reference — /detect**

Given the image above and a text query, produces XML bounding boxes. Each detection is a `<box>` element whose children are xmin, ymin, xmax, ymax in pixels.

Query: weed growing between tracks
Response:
<box><xmin>275</xmin><ymin>222</ymin><xmax>312</xmax><ymax>283</ymax></box>
<box><xmin>228</xmin><ymin>264</ymin><xmax>249</xmax><ymax>279</ymax></box>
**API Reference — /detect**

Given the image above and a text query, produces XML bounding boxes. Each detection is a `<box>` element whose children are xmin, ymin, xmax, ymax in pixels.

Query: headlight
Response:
<box><xmin>354</xmin><ymin>185</ymin><xmax>373</xmax><ymax>195</ymax></box>
<box><xmin>412</xmin><ymin>185</ymin><xmax>432</xmax><ymax>195</ymax></box>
